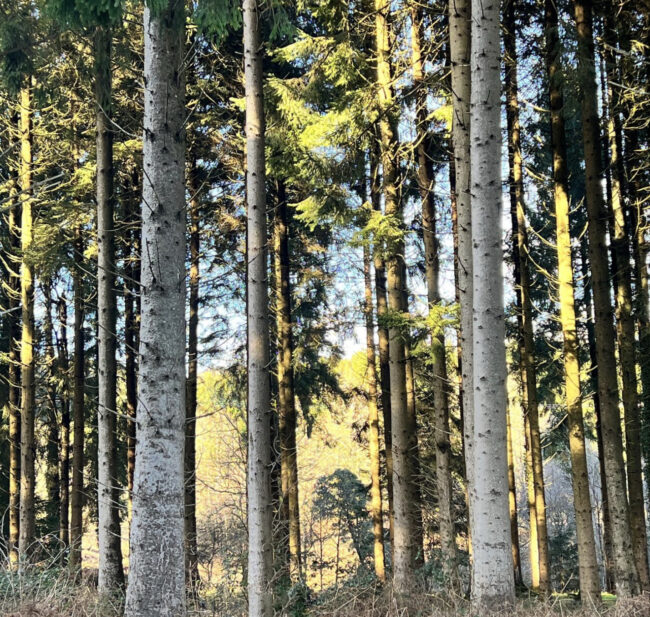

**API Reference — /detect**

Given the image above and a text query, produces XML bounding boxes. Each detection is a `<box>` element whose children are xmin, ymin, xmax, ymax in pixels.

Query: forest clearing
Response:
<box><xmin>1</xmin><ymin>0</ymin><xmax>649</xmax><ymax>616</ymax></box>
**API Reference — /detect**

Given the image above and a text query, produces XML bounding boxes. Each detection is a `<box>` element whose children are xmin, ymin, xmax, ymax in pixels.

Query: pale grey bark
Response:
<box><xmin>125</xmin><ymin>2</ymin><xmax>186</xmax><ymax>615</ymax></box>
<box><xmin>244</xmin><ymin>1</ymin><xmax>274</xmax><ymax>615</ymax></box>
<box><xmin>449</xmin><ymin>0</ymin><xmax>473</xmax><ymax>566</ymax></box>
<box><xmin>95</xmin><ymin>25</ymin><xmax>124</xmax><ymax>593</ymax></box>
<box><xmin>469</xmin><ymin>0</ymin><xmax>515</xmax><ymax>607</ymax></box>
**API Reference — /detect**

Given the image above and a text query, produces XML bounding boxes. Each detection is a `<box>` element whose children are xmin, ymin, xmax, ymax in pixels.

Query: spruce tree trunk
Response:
<box><xmin>363</xmin><ymin>242</ymin><xmax>386</xmax><ymax>582</ymax></box>
<box><xmin>626</xmin><ymin>128</ymin><xmax>650</xmax><ymax>508</ymax></box>
<box><xmin>273</xmin><ymin>181</ymin><xmax>302</xmax><ymax>581</ymax></box>
<box><xmin>601</xmin><ymin>21</ymin><xmax>650</xmax><ymax>590</ymax></box>
<box><xmin>185</xmin><ymin>164</ymin><xmax>200</xmax><ymax>586</ymax></box>
<box><xmin>523</xmin><ymin>413</ymin><xmax>539</xmax><ymax>589</ymax></box>
<box><xmin>571</xmin><ymin>0</ymin><xmax>640</xmax><ymax>597</ymax></box>
<box><xmin>69</xmin><ymin>230</ymin><xmax>85</xmax><ymax>571</ymax></box>
<box><xmin>411</xmin><ymin>4</ymin><xmax>457</xmax><ymax>585</ymax></box>
<box><xmin>7</xmin><ymin>114</ymin><xmax>21</xmax><ymax>567</ymax></box>
<box><xmin>125</xmin><ymin>2</ymin><xmax>187</xmax><ymax>614</ymax></box>
<box><xmin>545</xmin><ymin>0</ymin><xmax>601</xmax><ymax>602</ymax></box>
<box><xmin>57</xmin><ymin>296</ymin><xmax>70</xmax><ymax>552</ymax></box>
<box><xmin>124</xmin><ymin>183</ymin><xmax>140</xmax><ymax>499</ymax></box>
<box><xmin>503</xmin><ymin>0</ymin><xmax>550</xmax><ymax>593</ymax></box>
<box><xmin>469</xmin><ymin>0</ymin><xmax>515</xmax><ymax>606</ymax></box>
<box><xmin>95</xmin><ymin>25</ymin><xmax>125</xmax><ymax>592</ymax></box>
<box><xmin>375</xmin><ymin>0</ymin><xmax>419</xmax><ymax>590</ymax></box>
<box><xmin>449</xmin><ymin>0</ymin><xmax>474</xmax><ymax>575</ymax></box>
<box><xmin>43</xmin><ymin>279</ymin><xmax>61</xmax><ymax>535</ymax></box>
<box><xmin>370</xmin><ymin>148</ymin><xmax>394</xmax><ymax>556</ymax></box>
<box><xmin>580</xmin><ymin>246</ymin><xmax>615</xmax><ymax>593</ymax></box>
<box><xmin>244</xmin><ymin>1</ymin><xmax>274</xmax><ymax>613</ymax></box>
<box><xmin>18</xmin><ymin>83</ymin><xmax>36</xmax><ymax>560</ymax></box>
<box><xmin>506</xmin><ymin>407</ymin><xmax>523</xmax><ymax>587</ymax></box>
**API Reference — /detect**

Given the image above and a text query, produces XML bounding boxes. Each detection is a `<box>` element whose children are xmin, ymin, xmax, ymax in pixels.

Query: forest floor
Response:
<box><xmin>1</xmin><ymin>569</ymin><xmax>649</xmax><ymax>617</ymax></box>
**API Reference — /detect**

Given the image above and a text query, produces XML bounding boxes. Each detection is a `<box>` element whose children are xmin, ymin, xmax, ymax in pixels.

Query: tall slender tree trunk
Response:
<box><xmin>503</xmin><ymin>0</ymin><xmax>550</xmax><ymax>594</ymax></box>
<box><xmin>244</xmin><ymin>2</ymin><xmax>274</xmax><ymax>613</ymax></box>
<box><xmin>273</xmin><ymin>181</ymin><xmax>302</xmax><ymax>581</ymax></box>
<box><xmin>601</xmin><ymin>20</ymin><xmax>650</xmax><ymax>590</ymax></box>
<box><xmin>69</xmin><ymin>230</ymin><xmax>85</xmax><ymax>572</ymax></box>
<box><xmin>449</xmin><ymin>0</ymin><xmax>473</xmax><ymax>579</ymax></box>
<box><xmin>523</xmin><ymin>413</ymin><xmax>539</xmax><ymax>589</ymax></box>
<box><xmin>571</xmin><ymin>0</ymin><xmax>640</xmax><ymax>597</ymax></box>
<box><xmin>506</xmin><ymin>406</ymin><xmax>523</xmax><ymax>587</ymax></box>
<box><xmin>43</xmin><ymin>279</ymin><xmax>61</xmax><ymax>535</ymax></box>
<box><xmin>125</xmin><ymin>2</ymin><xmax>187</xmax><ymax>615</ymax></box>
<box><xmin>7</xmin><ymin>110</ymin><xmax>21</xmax><ymax>567</ymax></box>
<box><xmin>375</xmin><ymin>0</ymin><xmax>419</xmax><ymax>590</ymax></box>
<box><xmin>545</xmin><ymin>0</ymin><xmax>601</xmax><ymax>602</ymax></box>
<box><xmin>57</xmin><ymin>296</ymin><xmax>70</xmax><ymax>552</ymax></box>
<box><xmin>124</xmin><ymin>179</ymin><xmax>140</xmax><ymax>499</ymax></box>
<box><xmin>185</xmin><ymin>164</ymin><xmax>200</xmax><ymax>586</ymax></box>
<box><xmin>411</xmin><ymin>4</ymin><xmax>457</xmax><ymax>585</ymax></box>
<box><xmin>626</xmin><ymin>128</ymin><xmax>650</xmax><ymax>505</ymax></box>
<box><xmin>469</xmin><ymin>0</ymin><xmax>515</xmax><ymax>606</ymax></box>
<box><xmin>18</xmin><ymin>83</ymin><xmax>36</xmax><ymax>560</ymax></box>
<box><xmin>95</xmin><ymin>25</ymin><xmax>125</xmax><ymax>592</ymax></box>
<box><xmin>580</xmin><ymin>246</ymin><xmax>614</xmax><ymax>593</ymax></box>
<box><xmin>363</xmin><ymin>241</ymin><xmax>386</xmax><ymax>582</ymax></box>
<box><xmin>370</xmin><ymin>148</ymin><xmax>395</xmax><ymax>558</ymax></box>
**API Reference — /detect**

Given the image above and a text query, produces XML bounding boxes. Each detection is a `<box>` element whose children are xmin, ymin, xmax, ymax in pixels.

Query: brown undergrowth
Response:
<box><xmin>1</xmin><ymin>571</ymin><xmax>649</xmax><ymax>617</ymax></box>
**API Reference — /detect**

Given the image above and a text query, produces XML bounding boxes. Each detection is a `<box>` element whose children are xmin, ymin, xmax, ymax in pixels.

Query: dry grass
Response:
<box><xmin>1</xmin><ymin>570</ymin><xmax>649</xmax><ymax>617</ymax></box>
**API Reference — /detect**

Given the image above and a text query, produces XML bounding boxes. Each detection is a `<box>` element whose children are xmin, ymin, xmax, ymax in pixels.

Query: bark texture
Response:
<box><xmin>469</xmin><ymin>0</ymin><xmax>515</xmax><ymax>605</ymax></box>
<box><xmin>69</xmin><ymin>230</ymin><xmax>85</xmax><ymax>571</ymax></box>
<box><xmin>125</xmin><ymin>2</ymin><xmax>187</xmax><ymax>615</ymax></box>
<box><xmin>7</xmin><ymin>110</ymin><xmax>21</xmax><ymax>567</ymax></box>
<box><xmin>449</xmin><ymin>0</ymin><xmax>473</xmax><ymax>567</ymax></box>
<box><xmin>572</xmin><ymin>0</ymin><xmax>640</xmax><ymax>597</ymax></box>
<box><xmin>503</xmin><ymin>0</ymin><xmax>550</xmax><ymax>593</ymax></box>
<box><xmin>375</xmin><ymin>0</ymin><xmax>418</xmax><ymax>590</ymax></box>
<box><xmin>273</xmin><ymin>182</ymin><xmax>302</xmax><ymax>581</ymax></box>
<box><xmin>363</xmin><ymin>241</ymin><xmax>386</xmax><ymax>582</ymax></box>
<box><xmin>244</xmin><ymin>1</ymin><xmax>274</xmax><ymax>614</ymax></box>
<box><xmin>18</xmin><ymin>83</ymin><xmax>36</xmax><ymax>559</ymax></box>
<box><xmin>545</xmin><ymin>0</ymin><xmax>601</xmax><ymax>602</ymax></box>
<box><xmin>95</xmin><ymin>25</ymin><xmax>125</xmax><ymax>592</ymax></box>
<box><xmin>185</xmin><ymin>165</ymin><xmax>200</xmax><ymax>586</ymax></box>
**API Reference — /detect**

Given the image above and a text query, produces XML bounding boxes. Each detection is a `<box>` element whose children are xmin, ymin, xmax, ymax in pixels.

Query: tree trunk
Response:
<box><xmin>545</xmin><ymin>0</ymin><xmax>602</xmax><ymax>602</ymax></box>
<box><xmin>57</xmin><ymin>296</ymin><xmax>70</xmax><ymax>553</ymax></box>
<box><xmin>273</xmin><ymin>181</ymin><xmax>302</xmax><ymax>581</ymax></box>
<box><xmin>370</xmin><ymin>147</ymin><xmax>394</xmax><ymax>558</ymax></box>
<box><xmin>375</xmin><ymin>0</ymin><xmax>419</xmax><ymax>590</ymax></box>
<box><xmin>124</xmin><ymin>179</ymin><xmax>140</xmax><ymax>500</ymax></box>
<box><xmin>18</xmin><ymin>83</ymin><xmax>36</xmax><ymax>560</ymax></box>
<box><xmin>503</xmin><ymin>0</ymin><xmax>550</xmax><ymax>594</ymax></box>
<box><xmin>469</xmin><ymin>0</ymin><xmax>515</xmax><ymax>606</ymax></box>
<box><xmin>506</xmin><ymin>406</ymin><xmax>523</xmax><ymax>588</ymax></box>
<box><xmin>43</xmin><ymin>278</ymin><xmax>60</xmax><ymax>536</ymax></box>
<box><xmin>7</xmin><ymin>110</ymin><xmax>21</xmax><ymax>567</ymax></box>
<box><xmin>69</xmin><ymin>230</ymin><xmax>85</xmax><ymax>571</ymax></box>
<box><xmin>95</xmin><ymin>25</ymin><xmax>125</xmax><ymax>592</ymax></box>
<box><xmin>185</xmin><ymin>164</ymin><xmax>200</xmax><ymax>586</ymax></box>
<box><xmin>244</xmin><ymin>1</ymin><xmax>274</xmax><ymax>613</ymax></box>
<box><xmin>626</xmin><ymin>128</ymin><xmax>650</xmax><ymax>511</ymax></box>
<box><xmin>363</xmin><ymin>241</ymin><xmax>386</xmax><ymax>582</ymax></box>
<box><xmin>601</xmin><ymin>19</ymin><xmax>650</xmax><ymax>590</ymax></box>
<box><xmin>449</xmin><ymin>0</ymin><xmax>474</xmax><ymax>575</ymax></box>
<box><xmin>580</xmin><ymin>245</ymin><xmax>615</xmax><ymax>593</ymax></box>
<box><xmin>571</xmin><ymin>0</ymin><xmax>640</xmax><ymax>597</ymax></box>
<box><xmin>125</xmin><ymin>2</ymin><xmax>187</xmax><ymax>615</ymax></box>
<box><xmin>411</xmin><ymin>4</ymin><xmax>457</xmax><ymax>585</ymax></box>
